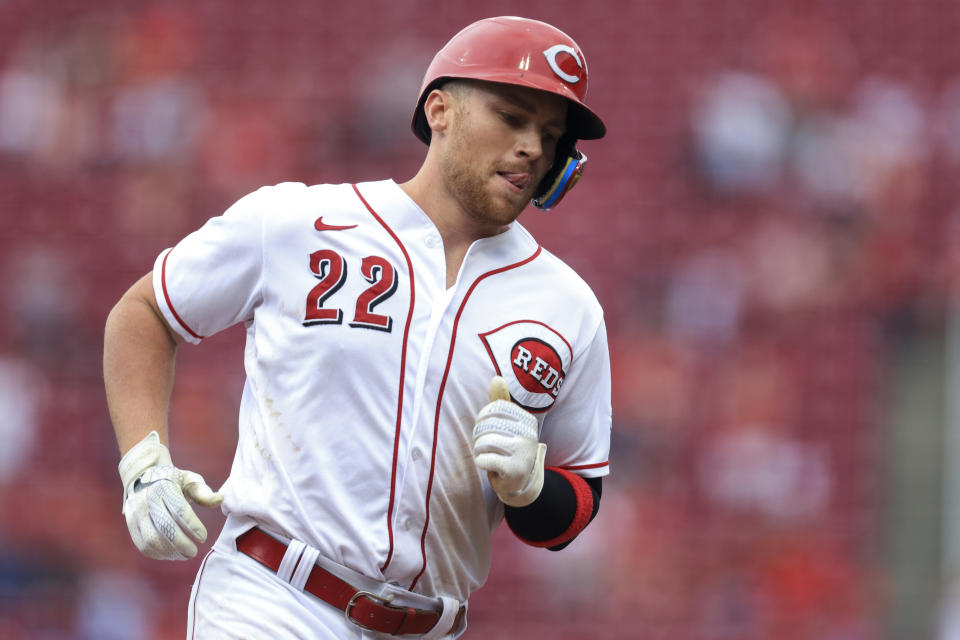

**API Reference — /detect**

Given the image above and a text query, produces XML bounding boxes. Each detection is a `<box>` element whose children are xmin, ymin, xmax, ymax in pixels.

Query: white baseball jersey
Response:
<box><xmin>153</xmin><ymin>179</ymin><xmax>611</xmax><ymax>604</ymax></box>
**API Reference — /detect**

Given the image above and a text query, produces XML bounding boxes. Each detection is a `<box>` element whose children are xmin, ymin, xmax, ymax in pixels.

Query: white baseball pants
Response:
<box><xmin>186</xmin><ymin>544</ymin><xmax>466</xmax><ymax>640</ymax></box>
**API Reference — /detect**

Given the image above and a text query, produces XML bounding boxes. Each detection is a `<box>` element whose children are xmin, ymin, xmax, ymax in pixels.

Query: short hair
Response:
<box><xmin>438</xmin><ymin>79</ymin><xmax>471</xmax><ymax>101</ymax></box>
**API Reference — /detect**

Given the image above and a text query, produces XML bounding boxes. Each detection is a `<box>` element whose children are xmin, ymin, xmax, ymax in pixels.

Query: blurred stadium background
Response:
<box><xmin>2</xmin><ymin>0</ymin><xmax>960</xmax><ymax>638</ymax></box>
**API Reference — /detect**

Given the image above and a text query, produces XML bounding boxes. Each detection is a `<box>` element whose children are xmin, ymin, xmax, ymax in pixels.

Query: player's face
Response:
<box><xmin>442</xmin><ymin>82</ymin><xmax>567</xmax><ymax>228</ymax></box>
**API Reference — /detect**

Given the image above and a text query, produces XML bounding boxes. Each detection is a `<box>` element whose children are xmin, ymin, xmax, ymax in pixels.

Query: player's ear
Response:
<box><xmin>423</xmin><ymin>88</ymin><xmax>455</xmax><ymax>138</ymax></box>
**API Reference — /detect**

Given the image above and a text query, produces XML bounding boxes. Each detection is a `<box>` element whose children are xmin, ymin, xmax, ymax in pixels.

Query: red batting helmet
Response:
<box><xmin>411</xmin><ymin>16</ymin><xmax>607</xmax><ymax>144</ymax></box>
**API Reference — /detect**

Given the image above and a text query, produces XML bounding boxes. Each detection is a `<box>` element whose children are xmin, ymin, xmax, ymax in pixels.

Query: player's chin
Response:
<box><xmin>491</xmin><ymin>179</ymin><xmax>532</xmax><ymax>214</ymax></box>
<box><xmin>489</xmin><ymin>192</ymin><xmax>529</xmax><ymax>222</ymax></box>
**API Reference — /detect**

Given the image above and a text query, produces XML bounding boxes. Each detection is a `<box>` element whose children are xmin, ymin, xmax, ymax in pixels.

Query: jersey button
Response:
<box><xmin>411</xmin><ymin>448</ymin><xmax>422</xmax><ymax>461</ymax></box>
<box><xmin>424</xmin><ymin>234</ymin><xmax>440</xmax><ymax>248</ymax></box>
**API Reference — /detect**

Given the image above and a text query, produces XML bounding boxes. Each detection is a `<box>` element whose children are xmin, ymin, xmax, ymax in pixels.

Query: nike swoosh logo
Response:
<box><xmin>314</xmin><ymin>217</ymin><xmax>358</xmax><ymax>232</ymax></box>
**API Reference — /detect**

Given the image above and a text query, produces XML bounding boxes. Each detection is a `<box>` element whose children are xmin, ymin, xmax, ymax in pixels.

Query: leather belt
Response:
<box><xmin>236</xmin><ymin>528</ymin><xmax>463</xmax><ymax>636</ymax></box>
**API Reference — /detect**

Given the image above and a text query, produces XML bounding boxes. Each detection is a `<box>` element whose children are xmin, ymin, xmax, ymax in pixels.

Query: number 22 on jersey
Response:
<box><xmin>303</xmin><ymin>250</ymin><xmax>398</xmax><ymax>332</ymax></box>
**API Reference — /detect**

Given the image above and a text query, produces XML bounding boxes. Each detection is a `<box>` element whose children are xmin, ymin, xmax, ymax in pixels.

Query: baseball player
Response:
<box><xmin>103</xmin><ymin>16</ymin><xmax>611</xmax><ymax>639</ymax></box>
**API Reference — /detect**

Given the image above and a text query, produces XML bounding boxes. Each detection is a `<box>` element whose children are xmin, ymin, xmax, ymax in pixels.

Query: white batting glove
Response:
<box><xmin>472</xmin><ymin>377</ymin><xmax>547</xmax><ymax>507</ymax></box>
<box><xmin>118</xmin><ymin>431</ymin><xmax>223</xmax><ymax>560</ymax></box>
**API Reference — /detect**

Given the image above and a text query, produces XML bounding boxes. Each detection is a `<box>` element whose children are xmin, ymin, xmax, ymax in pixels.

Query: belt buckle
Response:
<box><xmin>345</xmin><ymin>590</ymin><xmax>391</xmax><ymax>632</ymax></box>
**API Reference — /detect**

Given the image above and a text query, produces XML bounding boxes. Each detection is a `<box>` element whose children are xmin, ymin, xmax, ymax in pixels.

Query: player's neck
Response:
<box><xmin>400</xmin><ymin>171</ymin><xmax>505</xmax><ymax>289</ymax></box>
<box><xmin>401</xmin><ymin>168</ymin><xmax>504</xmax><ymax>230</ymax></box>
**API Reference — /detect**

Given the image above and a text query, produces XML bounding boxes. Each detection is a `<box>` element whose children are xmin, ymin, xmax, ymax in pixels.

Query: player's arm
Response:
<box><xmin>104</xmin><ymin>273</ymin><xmax>223</xmax><ymax>561</ymax></box>
<box><xmin>472</xmin><ymin>377</ymin><xmax>602</xmax><ymax>550</ymax></box>
<box><xmin>104</xmin><ymin>272</ymin><xmax>182</xmax><ymax>453</ymax></box>
<box><xmin>503</xmin><ymin>472</ymin><xmax>601</xmax><ymax>551</ymax></box>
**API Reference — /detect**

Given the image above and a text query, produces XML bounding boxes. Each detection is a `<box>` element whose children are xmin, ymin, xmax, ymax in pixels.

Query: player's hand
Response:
<box><xmin>118</xmin><ymin>431</ymin><xmax>224</xmax><ymax>560</ymax></box>
<box><xmin>472</xmin><ymin>377</ymin><xmax>547</xmax><ymax>507</ymax></box>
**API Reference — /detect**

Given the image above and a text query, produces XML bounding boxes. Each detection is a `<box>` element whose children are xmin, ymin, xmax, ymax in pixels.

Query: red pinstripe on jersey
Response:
<box><xmin>161</xmin><ymin>249</ymin><xmax>204</xmax><ymax>340</ymax></box>
<box><xmin>409</xmin><ymin>245</ymin><xmax>543</xmax><ymax>591</ymax></box>
<box><xmin>558</xmin><ymin>461</ymin><xmax>609</xmax><ymax>471</ymax></box>
<box><xmin>352</xmin><ymin>184</ymin><xmax>417</xmax><ymax>574</ymax></box>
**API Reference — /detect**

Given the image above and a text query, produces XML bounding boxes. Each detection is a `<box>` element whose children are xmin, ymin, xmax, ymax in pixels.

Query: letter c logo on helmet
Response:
<box><xmin>542</xmin><ymin>44</ymin><xmax>584</xmax><ymax>85</ymax></box>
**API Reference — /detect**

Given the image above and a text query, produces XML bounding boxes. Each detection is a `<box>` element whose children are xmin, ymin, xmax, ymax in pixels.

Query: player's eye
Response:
<box><xmin>498</xmin><ymin>111</ymin><xmax>522</xmax><ymax>127</ymax></box>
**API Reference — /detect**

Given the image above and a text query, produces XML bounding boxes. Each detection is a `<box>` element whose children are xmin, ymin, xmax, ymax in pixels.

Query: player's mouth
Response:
<box><xmin>497</xmin><ymin>171</ymin><xmax>531</xmax><ymax>193</ymax></box>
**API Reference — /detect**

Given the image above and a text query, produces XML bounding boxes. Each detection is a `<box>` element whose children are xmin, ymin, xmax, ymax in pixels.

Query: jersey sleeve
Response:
<box><xmin>540</xmin><ymin>316</ymin><xmax>612</xmax><ymax>477</ymax></box>
<box><xmin>152</xmin><ymin>187</ymin><xmax>268</xmax><ymax>344</ymax></box>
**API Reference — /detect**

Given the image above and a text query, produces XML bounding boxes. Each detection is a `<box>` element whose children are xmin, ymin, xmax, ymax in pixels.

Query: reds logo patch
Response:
<box><xmin>479</xmin><ymin>320</ymin><xmax>573</xmax><ymax>412</ymax></box>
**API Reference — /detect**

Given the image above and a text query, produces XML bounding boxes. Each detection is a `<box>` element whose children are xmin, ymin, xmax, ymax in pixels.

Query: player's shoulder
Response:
<box><xmin>538</xmin><ymin>245</ymin><xmax>603</xmax><ymax>314</ymax></box>
<box><xmin>233</xmin><ymin>180</ymin><xmax>373</xmax><ymax>225</ymax></box>
<box><xmin>246</xmin><ymin>181</ymin><xmax>356</xmax><ymax>206</ymax></box>
<box><xmin>513</xmin><ymin>226</ymin><xmax>602</xmax><ymax>316</ymax></box>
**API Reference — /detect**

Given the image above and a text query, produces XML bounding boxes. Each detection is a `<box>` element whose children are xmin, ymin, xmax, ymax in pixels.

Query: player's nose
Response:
<box><xmin>514</xmin><ymin>126</ymin><xmax>546</xmax><ymax>162</ymax></box>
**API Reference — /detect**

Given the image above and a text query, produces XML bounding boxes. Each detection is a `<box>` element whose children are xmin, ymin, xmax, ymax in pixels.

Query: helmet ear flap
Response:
<box><xmin>412</xmin><ymin>79</ymin><xmax>447</xmax><ymax>145</ymax></box>
<box><xmin>532</xmin><ymin>137</ymin><xmax>587</xmax><ymax>211</ymax></box>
